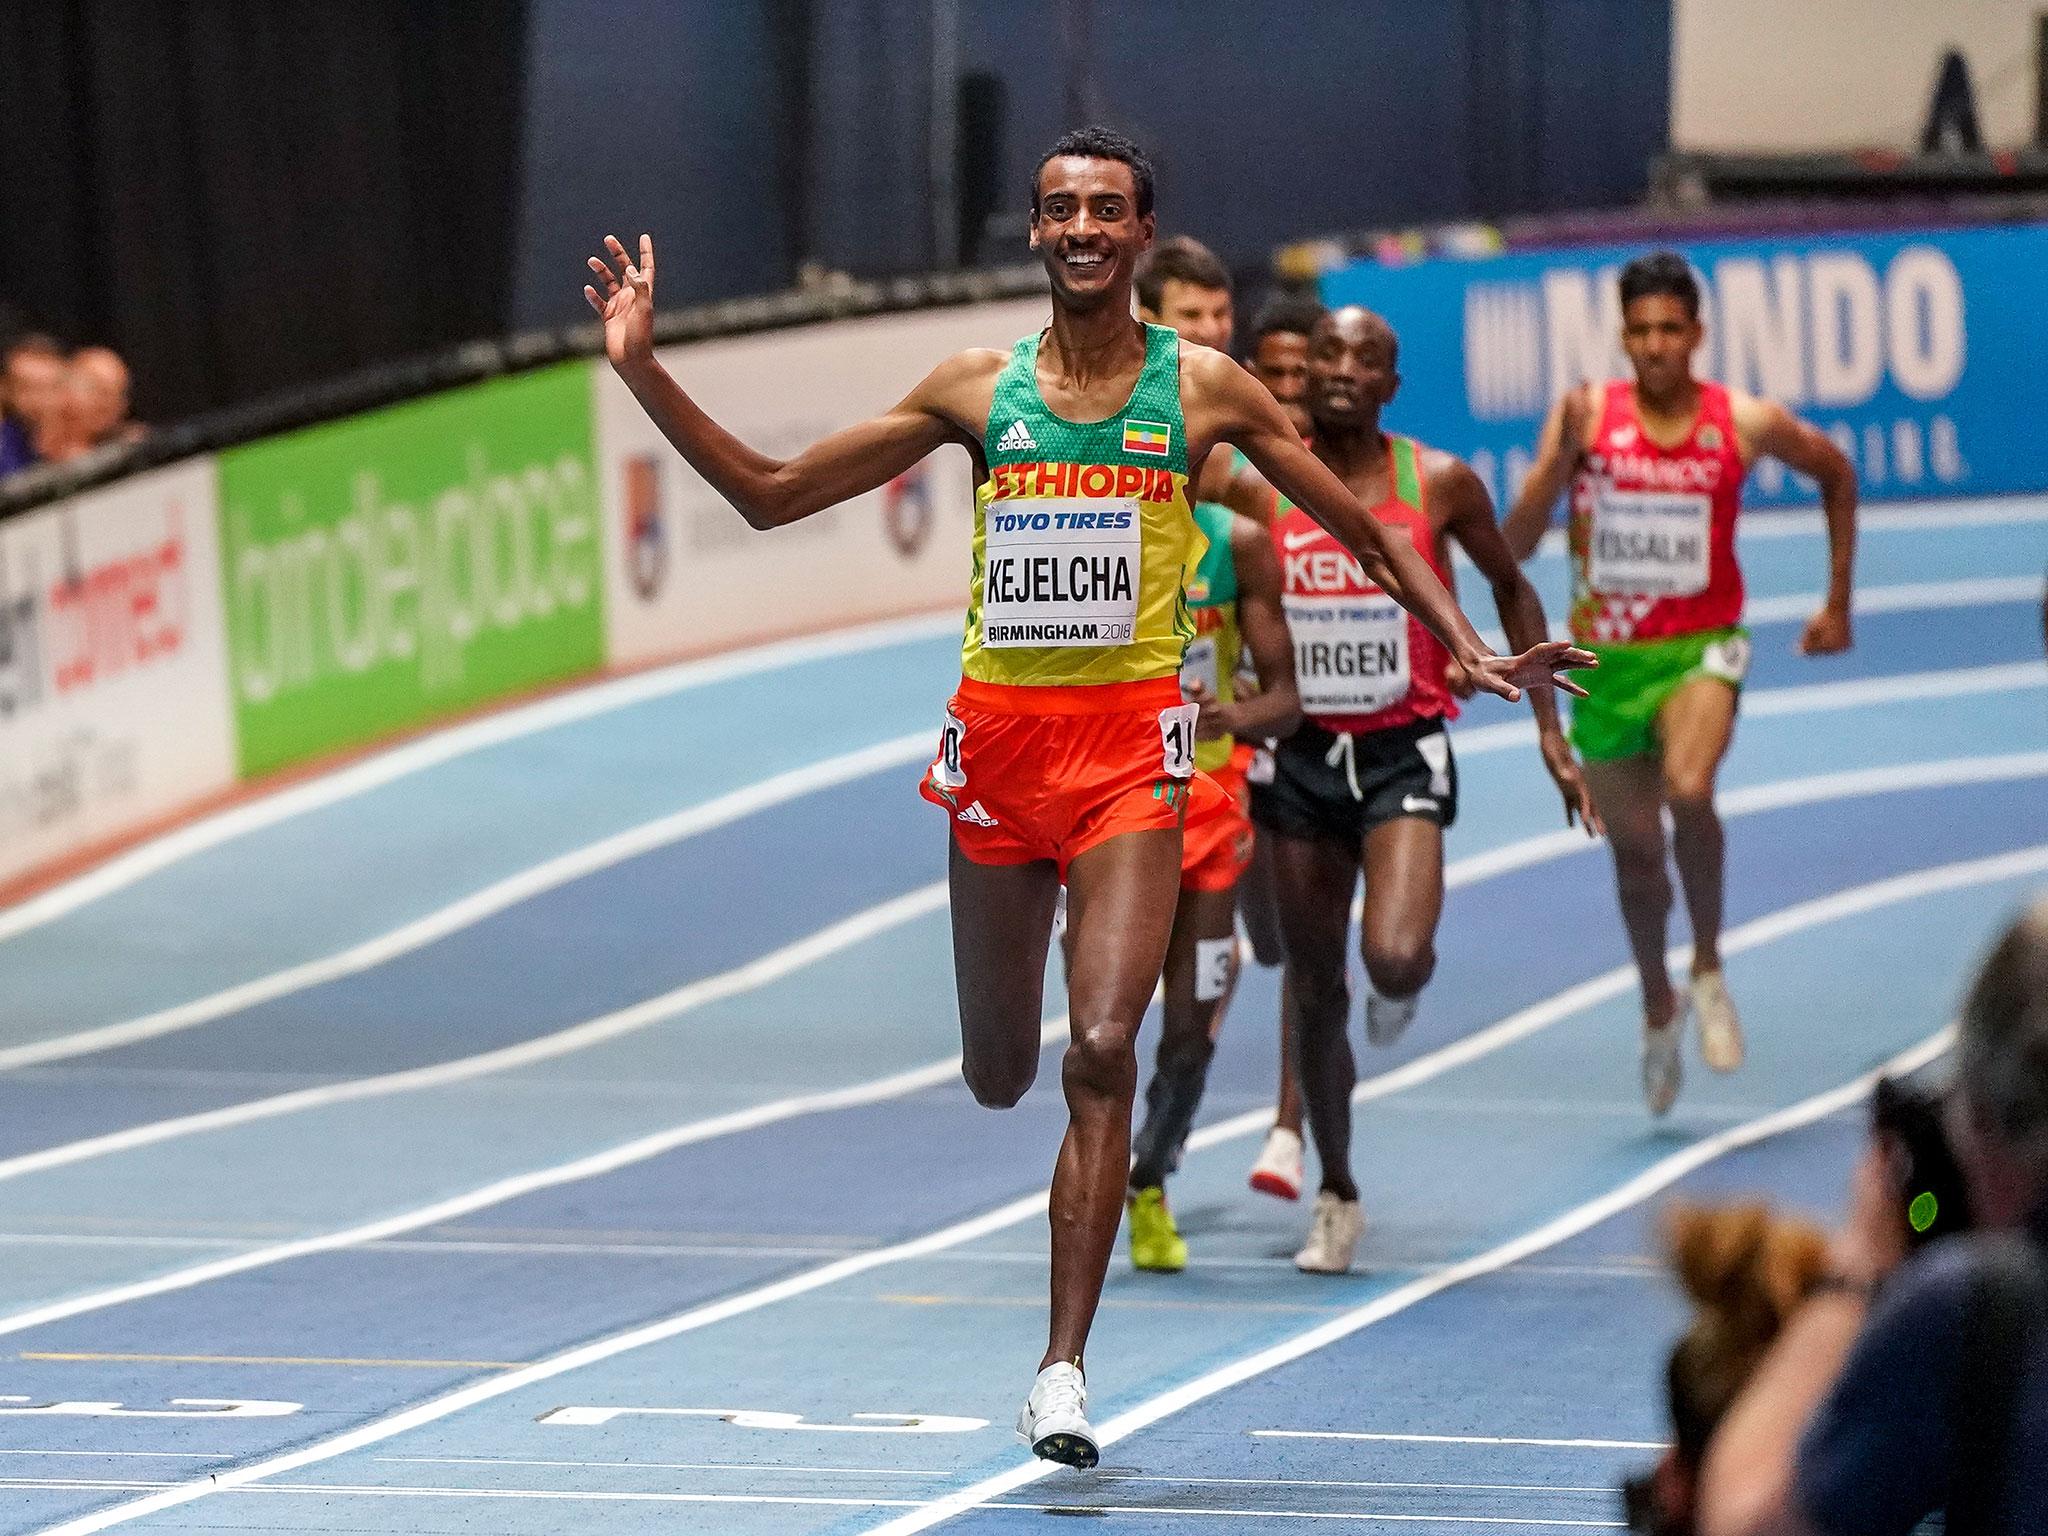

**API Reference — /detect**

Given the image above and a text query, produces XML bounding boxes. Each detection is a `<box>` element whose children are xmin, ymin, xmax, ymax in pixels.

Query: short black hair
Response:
<box><xmin>1618</xmin><ymin>250</ymin><xmax>1701</xmax><ymax>319</ymax></box>
<box><xmin>1249</xmin><ymin>293</ymin><xmax>1327</xmax><ymax>347</ymax></box>
<box><xmin>1135</xmin><ymin>236</ymin><xmax>1230</xmax><ymax>312</ymax></box>
<box><xmin>1032</xmin><ymin>125</ymin><xmax>1155</xmax><ymax>220</ymax></box>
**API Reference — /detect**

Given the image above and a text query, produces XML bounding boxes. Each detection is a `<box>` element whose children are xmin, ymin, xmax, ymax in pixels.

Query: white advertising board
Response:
<box><xmin>0</xmin><ymin>459</ymin><xmax>236</xmax><ymax>886</ymax></box>
<box><xmin>595</xmin><ymin>296</ymin><xmax>1051</xmax><ymax>666</ymax></box>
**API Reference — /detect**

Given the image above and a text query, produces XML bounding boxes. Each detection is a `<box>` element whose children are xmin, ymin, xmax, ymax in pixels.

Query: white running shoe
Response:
<box><xmin>1016</xmin><ymin>1361</ymin><xmax>1097</xmax><ymax>1467</ymax></box>
<box><xmin>1294</xmin><ymin>1189</ymin><xmax>1366</xmax><ymax>1274</ymax></box>
<box><xmin>1691</xmin><ymin>970</ymin><xmax>1745</xmax><ymax>1072</ymax></box>
<box><xmin>1642</xmin><ymin>1018</ymin><xmax>1684</xmax><ymax>1117</ymax></box>
<box><xmin>1248</xmin><ymin>1125</ymin><xmax>1304</xmax><ymax>1202</ymax></box>
<box><xmin>1365</xmin><ymin>989</ymin><xmax>1419</xmax><ymax>1047</ymax></box>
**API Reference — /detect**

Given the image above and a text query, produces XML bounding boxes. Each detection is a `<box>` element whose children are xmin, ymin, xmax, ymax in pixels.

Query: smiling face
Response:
<box><xmin>1030</xmin><ymin>155</ymin><xmax>1154</xmax><ymax>312</ymax></box>
<box><xmin>1621</xmin><ymin>293</ymin><xmax>1702</xmax><ymax>399</ymax></box>
<box><xmin>1306</xmin><ymin>307</ymin><xmax>1399</xmax><ymax>434</ymax></box>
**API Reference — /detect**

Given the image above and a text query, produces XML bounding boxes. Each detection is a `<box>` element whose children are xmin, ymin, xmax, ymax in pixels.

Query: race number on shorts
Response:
<box><xmin>932</xmin><ymin>710</ymin><xmax>968</xmax><ymax>790</ymax></box>
<box><xmin>1700</xmin><ymin>632</ymin><xmax>1751</xmax><ymax>685</ymax></box>
<box><xmin>1158</xmin><ymin>701</ymin><xmax>1198</xmax><ymax>778</ymax></box>
<box><xmin>1285</xmin><ymin>591</ymin><xmax>1411</xmax><ymax>716</ymax></box>
<box><xmin>1589</xmin><ymin>488</ymin><xmax>1711</xmax><ymax>597</ymax></box>
<box><xmin>982</xmin><ymin>498</ymin><xmax>1142</xmax><ymax>648</ymax></box>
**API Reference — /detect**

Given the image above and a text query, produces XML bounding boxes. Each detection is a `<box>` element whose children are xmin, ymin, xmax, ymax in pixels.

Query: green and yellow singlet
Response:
<box><xmin>963</xmin><ymin>323</ymin><xmax>1205</xmax><ymax>689</ymax></box>
<box><xmin>1182</xmin><ymin>499</ymin><xmax>1242</xmax><ymax>773</ymax></box>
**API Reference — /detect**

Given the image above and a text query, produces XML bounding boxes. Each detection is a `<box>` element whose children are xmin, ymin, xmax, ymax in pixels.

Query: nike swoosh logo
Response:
<box><xmin>1282</xmin><ymin>528</ymin><xmax>1325</xmax><ymax>551</ymax></box>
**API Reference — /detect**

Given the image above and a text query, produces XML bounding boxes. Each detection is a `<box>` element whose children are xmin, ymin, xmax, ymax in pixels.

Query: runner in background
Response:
<box><xmin>1239</xmin><ymin>293</ymin><xmax>1327</xmax><ymax>1202</ymax></box>
<box><xmin>1504</xmin><ymin>250</ymin><xmax>1858</xmax><ymax>1116</ymax></box>
<box><xmin>1126</xmin><ymin>237</ymin><xmax>1301</xmax><ymax>1267</ymax></box>
<box><xmin>1248</xmin><ymin>306</ymin><xmax>1599</xmax><ymax>1273</ymax></box>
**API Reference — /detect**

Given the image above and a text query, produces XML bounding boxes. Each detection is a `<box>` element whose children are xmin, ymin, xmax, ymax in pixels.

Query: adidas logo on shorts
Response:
<box><xmin>995</xmin><ymin>420</ymin><xmax>1037</xmax><ymax>452</ymax></box>
<box><xmin>956</xmin><ymin>799</ymin><xmax>999</xmax><ymax>827</ymax></box>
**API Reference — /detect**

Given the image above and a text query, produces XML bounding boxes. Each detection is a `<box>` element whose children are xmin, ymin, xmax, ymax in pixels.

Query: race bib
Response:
<box><xmin>1589</xmin><ymin>488</ymin><xmax>1711</xmax><ymax>598</ymax></box>
<box><xmin>1180</xmin><ymin>634</ymin><xmax>1220</xmax><ymax>700</ymax></box>
<box><xmin>1158</xmin><ymin>701</ymin><xmax>1198</xmax><ymax>778</ymax></box>
<box><xmin>1285</xmin><ymin>592</ymin><xmax>1410</xmax><ymax>716</ymax></box>
<box><xmin>982</xmin><ymin>498</ymin><xmax>1141</xmax><ymax>648</ymax></box>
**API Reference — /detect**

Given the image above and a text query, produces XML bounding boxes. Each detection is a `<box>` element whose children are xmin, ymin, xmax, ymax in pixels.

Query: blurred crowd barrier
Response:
<box><xmin>0</xmin><ymin>296</ymin><xmax>1047</xmax><ymax>894</ymax></box>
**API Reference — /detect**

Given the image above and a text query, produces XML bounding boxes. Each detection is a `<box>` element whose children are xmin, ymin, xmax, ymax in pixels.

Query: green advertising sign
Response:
<box><xmin>218</xmin><ymin>363</ymin><xmax>605</xmax><ymax>777</ymax></box>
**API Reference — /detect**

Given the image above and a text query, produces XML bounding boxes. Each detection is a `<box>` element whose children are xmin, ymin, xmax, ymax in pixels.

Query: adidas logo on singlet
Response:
<box><xmin>996</xmin><ymin>420</ymin><xmax>1037</xmax><ymax>452</ymax></box>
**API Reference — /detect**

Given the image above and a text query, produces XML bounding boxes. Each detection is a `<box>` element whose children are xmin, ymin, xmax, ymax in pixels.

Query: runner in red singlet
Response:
<box><xmin>1505</xmin><ymin>251</ymin><xmax>1858</xmax><ymax>1115</ymax></box>
<box><xmin>1244</xmin><ymin>308</ymin><xmax>1599</xmax><ymax>1273</ymax></box>
<box><xmin>1231</xmin><ymin>295</ymin><xmax>1327</xmax><ymax>1200</ymax></box>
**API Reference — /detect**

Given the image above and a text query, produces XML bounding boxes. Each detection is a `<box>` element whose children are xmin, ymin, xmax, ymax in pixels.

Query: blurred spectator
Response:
<box><xmin>1625</xmin><ymin>1203</ymin><xmax>1830</xmax><ymax>1535</ymax></box>
<box><xmin>31</xmin><ymin>365</ymin><xmax>102</xmax><ymax>465</ymax></box>
<box><xmin>0</xmin><ymin>333</ymin><xmax>65</xmax><ymax>477</ymax></box>
<box><xmin>72</xmin><ymin>346</ymin><xmax>143</xmax><ymax>447</ymax></box>
<box><xmin>1699</xmin><ymin>896</ymin><xmax>2048</xmax><ymax>1536</ymax></box>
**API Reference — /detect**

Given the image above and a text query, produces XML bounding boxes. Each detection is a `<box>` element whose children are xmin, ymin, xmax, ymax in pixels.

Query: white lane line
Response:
<box><xmin>14</xmin><ymin>1479</ymin><xmax>1623</xmax><ymax>1526</ymax></box>
<box><xmin>0</xmin><ymin>732</ymin><xmax>934</xmax><ymax>1073</ymax></box>
<box><xmin>1474</xmin><ymin>573</ymin><xmax>2047</xmax><ymax>647</ymax></box>
<box><xmin>9</xmin><ymin>652</ymin><xmax>2036</xmax><ymax>1078</ymax></box>
<box><xmin>13</xmin><ymin>488</ymin><xmax>2042</xmax><ymax>947</ymax></box>
<box><xmin>0</xmin><ymin>755</ymin><xmax>2034</xmax><ymax>1333</ymax></box>
<box><xmin>859</xmin><ymin>1023</ymin><xmax>1957</xmax><ymax>1535</ymax></box>
<box><xmin>1744</xmin><ymin>574</ymin><xmax>2042</xmax><ymax>623</ymax></box>
<box><xmin>1253</xmin><ymin>1431</ymin><xmax>1661</xmax><ymax>1452</ymax></box>
<box><xmin>1451</xmin><ymin>658</ymin><xmax>2046</xmax><ymax>756</ymax></box>
<box><xmin>372</xmin><ymin>1455</ymin><xmax>1610</xmax><ymax>1494</ymax></box>
<box><xmin>26</xmin><ymin>847</ymin><xmax>2032</xmax><ymax>1536</ymax></box>
<box><xmin>0</xmin><ymin>612</ymin><xmax>958</xmax><ymax>946</ymax></box>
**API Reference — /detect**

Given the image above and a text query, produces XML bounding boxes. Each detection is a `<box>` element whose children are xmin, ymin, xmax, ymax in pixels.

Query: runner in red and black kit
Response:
<box><xmin>1247</xmin><ymin>308</ymin><xmax>1599</xmax><ymax>1273</ymax></box>
<box><xmin>1506</xmin><ymin>252</ymin><xmax>1858</xmax><ymax>1116</ymax></box>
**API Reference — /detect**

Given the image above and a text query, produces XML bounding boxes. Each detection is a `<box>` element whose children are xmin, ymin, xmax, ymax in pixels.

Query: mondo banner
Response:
<box><xmin>1320</xmin><ymin>223</ymin><xmax>2045</xmax><ymax>511</ymax></box>
<box><xmin>0</xmin><ymin>460</ymin><xmax>235</xmax><ymax>887</ymax></box>
<box><xmin>595</xmin><ymin>297</ymin><xmax>1051</xmax><ymax>666</ymax></box>
<box><xmin>217</xmin><ymin>363</ymin><xmax>605</xmax><ymax>777</ymax></box>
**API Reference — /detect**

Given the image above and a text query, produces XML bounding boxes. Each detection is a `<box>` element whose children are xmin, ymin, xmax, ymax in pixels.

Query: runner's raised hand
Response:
<box><xmin>584</xmin><ymin>234</ymin><xmax>656</xmax><ymax>370</ymax></box>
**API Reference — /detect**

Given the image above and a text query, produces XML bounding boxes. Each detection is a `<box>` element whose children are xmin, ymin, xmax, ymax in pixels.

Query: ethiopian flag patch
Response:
<box><xmin>1123</xmin><ymin>419</ymin><xmax>1171</xmax><ymax>457</ymax></box>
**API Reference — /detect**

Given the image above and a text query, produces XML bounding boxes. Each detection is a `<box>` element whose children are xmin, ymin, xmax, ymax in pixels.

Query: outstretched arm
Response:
<box><xmin>1740</xmin><ymin>396</ymin><xmax>1858</xmax><ymax>654</ymax></box>
<box><xmin>1502</xmin><ymin>384</ymin><xmax>1592</xmax><ymax>562</ymax></box>
<box><xmin>1191</xmin><ymin>352</ymin><xmax>1592</xmax><ymax>704</ymax></box>
<box><xmin>1435</xmin><ymin>456</ymin><xmax>1601</xmax><ymax>836</ymax></box>
<box><xmin>587</xmin><ymin>234</ymin><xmax>978</xmax><ymax>529</ymax></box>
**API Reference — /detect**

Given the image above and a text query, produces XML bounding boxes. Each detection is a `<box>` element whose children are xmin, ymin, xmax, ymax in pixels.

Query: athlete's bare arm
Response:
<box><xmin>1502</xmin><ymin>384</ymin><xmax>1596</xmax><ymax>562</ymax></box>
<box><xmin>1193</xmin><ymin>515</ymin><xmax>1299</xmax><ymax>743</ymax></box>
<box><xmin>1193</xmin><ymin>447</ymin><xmax>1278</xmax><ymax>527</ymax></box>
<box><xmin>1733</xmin><ymin>392</ymin><xmax>1858</xmax><ymax>655</ymax></box>
<box><xmin>587</xmin><ymin>234</ymin><xmax>994</xmax><ymax>528</ymax></box>
<box><xmin>1431</xmin><ymin>452</ymin><xmax>1602</xmax><ymax>835</ymax></box>
<box><xmin>1183</xmin><ymin>348</ymin><xmax>1592</xmax><ymax>704</ymax></box>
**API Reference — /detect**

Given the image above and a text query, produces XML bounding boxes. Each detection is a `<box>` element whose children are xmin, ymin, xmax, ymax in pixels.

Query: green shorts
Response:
<box><xmin>1569</xmin><ymin>627</ymin><xmax>1751</xmax><ymax>763</ymax></box>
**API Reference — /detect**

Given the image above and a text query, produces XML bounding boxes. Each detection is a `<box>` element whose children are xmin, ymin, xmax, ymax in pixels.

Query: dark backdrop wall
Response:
<box><xmin>2</xmin><ymin>1</ymin><xmax>1669</xmax><ymax>422</ymax></box>
<box><xmin>0</xmin><ymin>1</ymin><xmax>527</xmax><ymax>426</ymax></box>
<box><xmin>515</xmin><ymin>0</ymin><xmax>1671</xmax><ymax>328</ymax></box>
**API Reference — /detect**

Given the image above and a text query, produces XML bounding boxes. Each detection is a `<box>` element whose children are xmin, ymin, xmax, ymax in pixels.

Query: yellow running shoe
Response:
<box><xmin>1127</xmin><ymin>1186</ymin><xmax>1187</xmax><ymax>1273</ymax></box>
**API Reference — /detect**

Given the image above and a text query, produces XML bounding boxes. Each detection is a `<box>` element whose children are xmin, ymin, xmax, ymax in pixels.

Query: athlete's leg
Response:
<box><xmin>949</xmin><ymin>836</ymin><xmax>1060</xmax><ymax>1109</ymax></box>
<box><xmin>1358</xmin><ymin>816</ymin><xmax>1443</xmax><ymax>1002</ymax></box>
<box><xmin>1238</xmin><ymin>832</ymin><xmax>1286</xmax><ymax>966</ymax></box>
<box><xmin>1044</xmin><ymin>825</ymin><xmax>1183</xmax><ymax>1369</ymax></box>
<box><xmin>1274</xmin><ymin>976</ymin><xmax>1304</xmax><ymax>1135</ymax></box>
<box><xmin>1269</xmin><ymin>830</ymin><xmax>1362</xmax><ymax>1202</ymax></box>
<box><xmin>1655</xmin><ymin>678</ymin><xmax>1739</xmax><ymax>977</ymax></box>
<box><xmin>1131</xmin><ymin>882</ymin><xmax>1238</xmax><ymax>1189</ymax></box>
<box><xmin>1584</xmin><ymin>755</ymin><xmax>1680</xmax><ymax>1029</ymax></box>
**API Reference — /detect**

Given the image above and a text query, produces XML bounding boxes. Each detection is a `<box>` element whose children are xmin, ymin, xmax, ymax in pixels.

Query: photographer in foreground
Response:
<box><xmin>1699</xmin><ymin>896</ymin><xmax>2048</xmax><ymax>1536</ymax></box>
